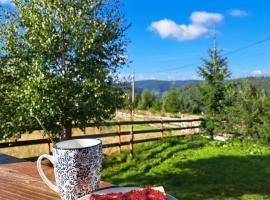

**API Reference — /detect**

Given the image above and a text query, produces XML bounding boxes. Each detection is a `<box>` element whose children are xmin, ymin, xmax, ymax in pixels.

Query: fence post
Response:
<box><xmin>47</xmin><ymin>139</ymin><xmax>52</xmax><ymax>155</ymax></box>
<box><xmin>130</xmin><ymin>124</ymin><xmax>134</xmax><ymax>157</ymax></box>
<box><xmin>117</xmin><ymin>120</ymin><xmax>122</xmax><ymax>153</ymax></box>
<box><xmin>160</xmin><ymin>119</ymin><xmax>164</xmax><ymax>138</ymax></box>
<box><xmin>188</xmin><ymin>121</ymin><xmax>193</xmax><ymax>139</ymax></box>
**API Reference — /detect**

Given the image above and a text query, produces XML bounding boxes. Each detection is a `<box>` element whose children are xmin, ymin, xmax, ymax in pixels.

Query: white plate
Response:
<box><xmin>77</xmin><ymin>187</ymin><xmax>178</xmax><ymax>200</ymax></box>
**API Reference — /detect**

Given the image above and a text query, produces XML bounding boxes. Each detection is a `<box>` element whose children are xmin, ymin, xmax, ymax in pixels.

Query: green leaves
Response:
<box><xmin>0</xmin><ymin>0</ymin><xmax>128</xmax><ymax>140</ymax></box>
<box><xmin>162</xmin><ymin>85</ymin><xmax>181</xmax><ymax>113</ymax></box>
<box><xmin>138</xmin><ymin>90</ymin><xmax>158</xmax><ymax>110</ymax></box>
<box><xmin>224</xmin><ymin>82</ymin><xmax>270</xmax><ymax>143</ymax></box>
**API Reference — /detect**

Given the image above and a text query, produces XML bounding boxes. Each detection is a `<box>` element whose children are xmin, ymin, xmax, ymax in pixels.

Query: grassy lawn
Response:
<box><xmin>102</xmin><ymin>136</ymin><xmax>270</xmax><ymax>200</ymax></box>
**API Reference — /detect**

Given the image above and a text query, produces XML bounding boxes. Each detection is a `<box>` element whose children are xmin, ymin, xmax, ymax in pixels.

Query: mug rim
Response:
<box><xmin>53</xmin><ymin>138</ymin><xmax>102</xmax><ymax>150</ymax></box>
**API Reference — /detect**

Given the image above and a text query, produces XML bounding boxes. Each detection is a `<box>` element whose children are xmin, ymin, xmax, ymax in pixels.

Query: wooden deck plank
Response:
<box><xmin>0</xmin><ymin>154</ymin><xmax>112</xmax><ymax>200</ymax></box>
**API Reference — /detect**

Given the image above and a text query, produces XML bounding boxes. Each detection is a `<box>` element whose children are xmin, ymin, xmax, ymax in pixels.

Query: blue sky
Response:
<box><xmin>120</xmin><ymin>0</ymin><xmax>270</xmax><ymax>80</ymax></box>
<box><xmin>1</xmin><ymin>0</ymin><xmax>270</xmax><ymax>80</ymax></box>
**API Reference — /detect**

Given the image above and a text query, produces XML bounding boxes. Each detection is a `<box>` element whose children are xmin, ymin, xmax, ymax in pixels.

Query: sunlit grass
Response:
<box><xmin>102</xmin><ymin>136</ymin><xmax>270</xmax><ymax>200</ymax></box>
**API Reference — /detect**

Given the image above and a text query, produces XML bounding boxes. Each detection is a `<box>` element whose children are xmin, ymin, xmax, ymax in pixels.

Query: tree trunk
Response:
<box><xmin>210</xmin><ymin>132</ymin><xmax>214</xmax><ymax>140</ymax></box>
<box><xmin>65</xmin><ymin>121</ymin><xmax>73</xmax><ymax>139</ymax></box>
<box><xmin>65</xmin><ymin>127</ymin><xmax>72</xmax><ymax>139</ymax></box>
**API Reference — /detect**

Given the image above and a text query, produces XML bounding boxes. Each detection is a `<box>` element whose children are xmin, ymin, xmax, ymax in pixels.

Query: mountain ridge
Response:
<box><xmin>135</xmin><ymin>80</ymin><xmax>202</xmax><ymax>94</ymax></box>
<box><xmin>135</xmin><ymin>77</ymin><xmax>270</xmax><ymax>96</ymax></box>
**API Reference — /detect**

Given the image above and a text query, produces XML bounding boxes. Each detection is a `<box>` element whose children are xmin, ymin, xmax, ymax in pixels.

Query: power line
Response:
<box><xmin>141</xmin><ymin>35</ymin><xmax>270</xmax><ymax>74</ymax></box>
<box><xmin>143</xmin><ymin>62</ymin><xmax>199</xmax><ymax>74</ymax></box>
<box><xmin>224</xmin><ymin>36</ymin><xmax>270</xmax><ymax>56</ymax></box>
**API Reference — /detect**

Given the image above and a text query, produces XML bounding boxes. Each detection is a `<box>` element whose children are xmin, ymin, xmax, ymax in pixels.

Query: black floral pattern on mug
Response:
<box><xmin>53</xmin><ymin>143</ymin><xmax>102</xmax><ymax>200</ymax></box>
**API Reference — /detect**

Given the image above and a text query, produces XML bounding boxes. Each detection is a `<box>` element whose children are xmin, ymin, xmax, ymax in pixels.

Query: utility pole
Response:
<box><xmin>212</xmin><ymin>25</ymin><xmax>217</xmax><ymax>64</ymax></box>
<box><xmin>130</xmin><ymin>71</ymin><xmax>135</xmax><ymax>157</ymax></box>
<box><xmin>132</xmin><ymin>71</ymin><xmax>135</xmax><ymax>106</ymax></box>
<box><xmin>212</xmin><ymin>28</ymin><xmax>217</xmax><ymax>51</ymax></box>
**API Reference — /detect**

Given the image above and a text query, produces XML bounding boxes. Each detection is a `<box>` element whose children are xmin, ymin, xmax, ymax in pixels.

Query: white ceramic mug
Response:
<box><xmin>37</xmin><ymin>139</ymin><xmax>102</xmax><ymax>200</ymax></box>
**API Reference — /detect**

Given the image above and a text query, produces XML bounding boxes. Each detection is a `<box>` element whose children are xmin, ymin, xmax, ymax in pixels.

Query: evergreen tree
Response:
<box><xmin>177</xmin><ymin>83</ymin><xmax>202</xmax><ymax>114</ymax></box>
<box><xmin>224</xmin><ymin>82</ymin><xmax>270</xmax><ymax>143</ymax></box>
<box><xmin>162</xmin><ymin>84</ymin><xmax>181</xmax><ymax>113</ymax></box>
<box><xmin>198</xmin><ymin>48</ymin><xmax>231</xmax><ymax>139</ymax></box>
<box><xmin>0</xmin><ymin>0</ymin><xmax>128</xmax><ymax>141</ymax></box>
<box><xmin>138</xmin><ymin>90</ymin><xmax>157</xmax><ymax>110</ymax></box>
<box><xmin>151</xmin><ymin>98</ymin><xmax>162</xmax><ymax>112</ymax></box>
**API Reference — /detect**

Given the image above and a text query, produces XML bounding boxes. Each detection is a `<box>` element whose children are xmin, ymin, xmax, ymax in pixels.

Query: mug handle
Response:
<box><xmin>37</xmin><ymin>154</ymin><xmax>58</xmax><ymax>193</ymax></box>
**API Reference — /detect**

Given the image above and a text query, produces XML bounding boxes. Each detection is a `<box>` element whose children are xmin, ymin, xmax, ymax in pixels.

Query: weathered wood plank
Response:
<box><xmin>0</xmin><ymin>164</ymin><xmax>59</xmax><ymax>199</ymax></box>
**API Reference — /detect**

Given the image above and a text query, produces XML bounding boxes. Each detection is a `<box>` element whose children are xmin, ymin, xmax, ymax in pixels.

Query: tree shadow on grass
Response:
<box><xmin>103</xmin><ymin>140</ymin><xmax>206</xmax><ymax>178</ymax></box>
<box><xmin>109</xmin><ymin>155</ymin><xmax>270</xmax><ymax>200</ymax></box>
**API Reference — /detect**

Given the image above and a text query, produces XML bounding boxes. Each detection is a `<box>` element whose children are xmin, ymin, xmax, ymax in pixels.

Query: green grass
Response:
<box><xmin>102</xmin><ymin>136</ymin><xmax>270</xmax><ymax>200</ymax></box>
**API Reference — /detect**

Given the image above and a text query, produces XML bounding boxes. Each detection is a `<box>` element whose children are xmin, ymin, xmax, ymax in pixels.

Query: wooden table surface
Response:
<box><xmin>0</xmin><ymin>154</ymin><xmax>112</xmax><ymax>200</ymax></box>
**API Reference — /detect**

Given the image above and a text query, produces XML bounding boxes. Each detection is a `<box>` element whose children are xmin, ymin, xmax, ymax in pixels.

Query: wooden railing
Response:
<box><xmin>0</xmin><ymin>118</ymin><xmax>203</xmax><ymax>154</ymax></box>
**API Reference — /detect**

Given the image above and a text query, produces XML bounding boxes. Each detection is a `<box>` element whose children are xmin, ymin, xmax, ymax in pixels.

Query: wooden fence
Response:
<box><xmin>0</xmin><ymin>118</ymin><xmax>203</xmax><ymax>155</ymax></box>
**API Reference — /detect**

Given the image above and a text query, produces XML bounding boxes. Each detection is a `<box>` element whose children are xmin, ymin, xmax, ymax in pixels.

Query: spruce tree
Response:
<box><xmin>162</xmin><ymin>84</ymin><xmax>181</xmax><ymax>113</ymax></box>
<box><xmin>138</xmin><ymin>90</ymin><xmax>157</xmax><ymax>110</ymax></box>
<box><xmin>198</xmin><ymin>48</ymin><xmax>230</xmax><ymax>140</ymax></box>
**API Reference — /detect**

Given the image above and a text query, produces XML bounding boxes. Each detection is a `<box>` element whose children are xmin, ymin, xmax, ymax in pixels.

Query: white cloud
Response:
<box><xmin>0</xmin><ymin>0</ymin><xmax>11</xmax><ymax>5</ymax></box>
<box><xmin>149</xmin><ymin>19</ymin><xmax>208</xmax><ymax>41</ymax></box>
<box><xmin>250</xmin><ymin>70</ymin><xmax>263</xmax><ymax>76</ymax></box>
<box><xmin>134</xmin><ymin>73</ymin><xmax>201</xmax><ymax>81</ymax></box>
<box><xmin>148</xmin><ymin>11</ymin><xmax>223</xmax><ymax>41</ymax></box>
<box><xmin>149</xmin><ymin>19</ymin><xmax>181</xmax><ymax>39</ymax></box>
<box><xmin>249</xmin><ymin>70</ymin><xmax>270</xmax><ymax>77</ymax></box>
<box><xmin>190</xmin><ymin>11</ymin><xmax>224</xmax><ymax>25</ymax></box>
<box><xmin>0</xmin><ymin>0</ymin><xmax>14</xmax><ymax>7</ymax></box>
<box><xmin>229</xmin><ymin>9</ymin><xmax>248</xmax><ymax>17</ymax></box>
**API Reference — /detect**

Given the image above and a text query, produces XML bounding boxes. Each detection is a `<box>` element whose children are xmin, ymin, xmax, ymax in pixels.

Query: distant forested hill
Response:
<box><xmin>135</xmin><ymin>77</ymin><xmax>270</xmax><ymax>97</ymax></box>
<box><xmin>231</xmin><ymin>77</ymin><xmax>270</xmax><ymax>97</ymax></box>
<box><xmin>135</xmin><ymin>80</ymin><xmax>202</xmax><ymax>95</ymax></box>
<box><xmin>132</xmin><ymin>77</ymin><xmax>270</xmax><ymax>114</ymax></box>
<box><xmin>175</xmin><ymin>77</ymin><xmax>270</xmax><ymax>113</ymax></box>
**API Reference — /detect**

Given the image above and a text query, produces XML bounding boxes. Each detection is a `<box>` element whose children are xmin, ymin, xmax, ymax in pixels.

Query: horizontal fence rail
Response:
<box><xmin>0</xmin><ymin>118</ymin><xmax>203</xmax><ymax>150</ymax></box>
<box><xmin>86</xmin><ymin>118</ymin><xmax>203</xmax><ymax>127</ymax></box>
